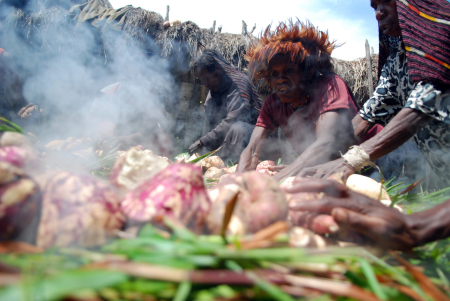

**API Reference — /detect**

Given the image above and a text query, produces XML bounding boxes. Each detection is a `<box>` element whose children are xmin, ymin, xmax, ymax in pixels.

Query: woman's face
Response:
<box><xmin>268</xmin><ymin>55</ymin><xmax>309</xmax><ymax>104</ymax></box>
<box><xmin>371</xmin><ymin>0</ymin><xmax>402</xmax><ymax>37</ymax></box>
<box><xmin>196</xmin><ymin>66</ymin><xmax>223</xmax><ymax>93</ymax></box>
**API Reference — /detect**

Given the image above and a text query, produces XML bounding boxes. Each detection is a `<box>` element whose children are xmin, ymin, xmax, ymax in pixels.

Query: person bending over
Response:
<box><xmin>188</xmin><ymin>49</ymin><xmax>263</xmax><ymax>164</ymax></box>
<box><xmin>299</xmin><ymin>0</ymin><xmax>450</xmax><ymax>186</ymax></box>
<box><xmin>237</xmin><ymin>20</ymin><xmax>377</xmax><ymax>181</ymax></box>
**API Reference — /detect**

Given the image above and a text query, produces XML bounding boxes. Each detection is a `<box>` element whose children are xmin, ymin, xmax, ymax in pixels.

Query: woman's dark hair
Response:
<box><xmin>191</xmin><ymin>49</ymin><xmax>233</xmax><ymax>73</ymax></box>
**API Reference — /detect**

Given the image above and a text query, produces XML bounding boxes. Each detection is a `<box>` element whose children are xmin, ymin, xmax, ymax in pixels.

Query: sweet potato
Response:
<box><xmin>346</xmin><ymin>174</ymin><xmax>390</xmax><ymax>201</ymax></box>
<box><xmin>121</xmin><ymin>164</ymin><xmax>211</xmax><ymax>233</ymax></box>
<box><xmin>36</xmin><ymin>172</ymin><xmax>125</xmax><ymax>248</ymax></box>
<box><xmin>196</xmin><ymin>156</ymin><xmax>224</xmax><ymax>173</ymax></box>
<box><xmin>207</xmin><ymin>171</ymin><xmax>288</xmax><ymax>235</ymax></box>
<box><xmin>109</xmin><ymin>147</ymin><xmax>170</xmax><ymax>196</ymax></box>
<box><xmin>256</xmin><ymin>160</ymin><xmax>278</xmax><ymax>175</ymax></box>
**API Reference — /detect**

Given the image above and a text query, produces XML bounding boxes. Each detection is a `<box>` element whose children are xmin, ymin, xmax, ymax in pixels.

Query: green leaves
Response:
<box><xmin>0</xmin><ymin>117</ymin><xmax>26</xmax><ymax>134</ymax></box>
<box><xmin>0</xmin><ymin>270</ymin><xmax>127</xmax><ymax>301</ymax></box>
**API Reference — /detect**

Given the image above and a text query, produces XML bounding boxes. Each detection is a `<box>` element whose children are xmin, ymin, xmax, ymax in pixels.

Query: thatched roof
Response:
<box><xmin>0</xmin><ymin>0</ymin><xmax>378</xmax><ymax>104</ymax></box>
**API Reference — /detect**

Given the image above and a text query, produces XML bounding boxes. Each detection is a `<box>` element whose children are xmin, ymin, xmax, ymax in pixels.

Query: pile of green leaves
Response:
<box><xmin>1</xmin><ymin>221</ymin><xmax>449</xmax><ymax>301</ymax></box>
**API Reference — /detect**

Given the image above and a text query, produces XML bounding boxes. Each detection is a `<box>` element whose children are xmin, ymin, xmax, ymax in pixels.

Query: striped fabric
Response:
<box><xmin>390</xmin><ymin>0</ymin><xmax>450</xmax><ymax>86</ymax></box>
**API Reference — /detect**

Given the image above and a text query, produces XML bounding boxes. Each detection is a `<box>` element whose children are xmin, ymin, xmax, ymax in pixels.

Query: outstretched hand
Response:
<box><xmin>296</xmin><ymin>158</ymin><xmax>355</xmax><ymax>181</ymax></box>
<box><xmin>286</xmin><ymin>178</ymin><xmax>417</xmax><ymax>251</ymax></box>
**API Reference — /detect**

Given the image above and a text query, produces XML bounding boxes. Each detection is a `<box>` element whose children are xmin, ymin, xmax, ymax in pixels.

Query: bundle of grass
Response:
<box><xmin>332</xmin><ymin>54</ymin><xmax>379</xmax><ymax>107</ymax></box>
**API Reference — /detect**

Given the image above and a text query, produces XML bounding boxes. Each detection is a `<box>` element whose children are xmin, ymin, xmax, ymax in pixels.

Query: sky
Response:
<box><xmin>109</xmin><ymin>0</ymin><xmax>380</xmax><ymax>61</ymax></box>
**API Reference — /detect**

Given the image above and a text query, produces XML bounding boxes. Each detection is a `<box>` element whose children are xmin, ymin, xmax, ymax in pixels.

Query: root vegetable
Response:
<box><xmin>46</xmin><ymin>137</ymin><xmax>76</xmax><ymax>152</ymax></box>
<box><xmin>207</xmin><ymin>171</ymin><xmax>288</xmax><ymax>236</ymax></box>
<box><xmin>0</xmin><ymin>132</ymin><xmax>31</xmax><ymax>148</ymax></box>
<box><xmin>205</xmin><ymin>167</ymin><xmax>226</xmax><ymax>181</ymax></box>
<box><xmin>289</xmin><ymin>227</ymin><xmax>328</xmax><ymax>248</ymax></box>
<box><xmin>280</xmin><ymin>176</ymin><xmax>296</xmax><ymax>189</ymax></box>
<box><xmin>121</xmin><ymin>164</ymin><xmax>211</xmax><ymax>233</ymax></box>
<box><xmin>0</xmin><ymin>162</ymin><xmax>24</xmax><ymax>185</ymax></box>
<box><xmin>256</xmin><ymin>160</ymin><xmax>277</xmax><ymax>175</ymax></box>
<box><xmin>224</xmin><ymin>165</ymin><xmax>237</xmax><ymax>174</ymax></box>
<box><xmin>0</xmin><ymin>146</ymin><xmax>39</xmax><ymax>170</ymax></box>
<box><xmin>196</xmin><ymin>156</ymin><xmax>224</xmax><ymax>173</ymax></box>
<box><xmin>109</xmin><ymin>147</ymin><xmax>170</xmax><ymax>195</ymax></box>
<box><xmin>0</xmin><ymin>177</ymin><xmax>40</xmax><ymax>241</ymax></box>
<box><xmin>346</xmin><ymin>174</ymin><xmax>390</xmax><ymax>201</ymax></box>
<box><xmin>36</xmin><ymin>172</ymin><xmax>125</xmax><ymax>248</ymax></box>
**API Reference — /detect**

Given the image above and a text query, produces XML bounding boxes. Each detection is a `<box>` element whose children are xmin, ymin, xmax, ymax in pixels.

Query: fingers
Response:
<box><xmin>267</xmin><ymin>165</ymin><xmax>286</xmax><ymax>171</ymax></box>
<box><xmin>289</xmin><ymin>198</ymin><xmax>337</xmax><ymax>214</ymax></box>
<box><xmin>286</xmin><ymin>179</ymin><xmax>348</xmax><ymax>197</ymax></box>
<box><xmin>297</xmin><ymin>167</ymin><xmax>316</xmax><ymax>178</ymax></box>
<box><xmin>331</xmin><ymin>207</ymin><xmax>387</xmax><ymax>243</ymax></box>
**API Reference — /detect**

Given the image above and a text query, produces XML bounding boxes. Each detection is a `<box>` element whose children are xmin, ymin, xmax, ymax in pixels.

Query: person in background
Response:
<box><xmin>188</xmin><ymin>49</ymin><xmax>263</xmax><ymax>164</ymax></box>
<box><xmin>237</xmin><ymin>20</ymin><xmax>380</xmax><ymax>180</ymax></box>
<box><xmin>287</xmin><ymin>178</ymin><xmax>450</xmax><ymax>251</ymax></box>
<box><xmin>299</xmin><ymin>0</ymin><xmax>450</xmax><ymax>186</ymax></box>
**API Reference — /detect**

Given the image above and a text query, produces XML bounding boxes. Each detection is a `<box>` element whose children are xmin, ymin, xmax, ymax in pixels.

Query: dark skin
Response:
<box><xmin>287</xmin><ymin>179</ymin><xmax>450</xmax><ymax>251</ymax></box>
<box><xmin>187</xmin><ymin>65</ymin><xmax>226</xmax><ymax>155</ymax></box>
<box><xmin>237</xmin><ymin>55</ymin><xmax>356</xmax><ymax>179</ymax></box>
<box><xmin>196</xmin><ymin>66</ymin><xmax>224</xmax><ymax>93</ymax></box>
<box><xmin>297</xmin><ymin>0</ymin><xmax>431</xmax><ymax>181</ymax></box>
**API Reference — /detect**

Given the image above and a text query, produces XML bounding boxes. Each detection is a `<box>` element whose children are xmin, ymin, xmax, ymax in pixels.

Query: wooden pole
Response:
<box><xmin>165</xmin><ymin>5</ymin><xmax>169</xmax><ymax>22</ymax></box>
<box><xmin>250</xmin><ymin>23</ymin><xmax>256</xmax><ymax>35</ymax></box>
<box><xmin>365</xmin><ymin>39</ymin><xmax>374</xmax><ymax>97</ymax></box>
<box><xmin>212</xmin><ymin>20</ymin><xmax>216</xmax><ymax>34</ymax></box>
<box><xmin>242</xmin><ymin>20</ymin><xmax>247</xmax><ymax>35</ymax></box>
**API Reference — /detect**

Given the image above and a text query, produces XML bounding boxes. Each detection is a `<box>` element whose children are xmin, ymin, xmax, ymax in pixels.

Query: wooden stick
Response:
<box><xmin>365</xmin><ymin>39</ymin><xmax>374</xmax><ymax>97</ymax></box>
<box><xmin>242</xmin><ymin>20</ymin><xmax>247</xmax><ymax>35</ymax></box>
<box><xmin>212</xmin><ymin>20</ymin><xmax>216</xmax><ymax>34</ymax></box>
<box><xmin>165</xmin><ymin>5</ymin><xmax>170</xmax><ymax>22</ymax></box>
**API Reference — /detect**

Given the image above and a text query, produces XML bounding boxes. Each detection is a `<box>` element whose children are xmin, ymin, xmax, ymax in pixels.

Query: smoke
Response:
<box><xmin>0</xmin><ymin>0</ymin><xmax>177</xmax><ymax>155</ymax></box>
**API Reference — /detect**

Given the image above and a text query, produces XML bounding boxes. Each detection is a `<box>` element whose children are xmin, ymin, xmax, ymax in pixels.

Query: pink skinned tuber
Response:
<box><xmin>207</xmin><ymin>171</ymin><xmax>288</xmax><ymax>236</ymax></box>
<box><xmin>36</xmin><ymin>172</ymin><xmax>125</xmax><ymax>248</ymax></box>
<box><xmin>121</xmin><ymin>164</ymin><xmax>211</xmax><ymax>233</ymax></box>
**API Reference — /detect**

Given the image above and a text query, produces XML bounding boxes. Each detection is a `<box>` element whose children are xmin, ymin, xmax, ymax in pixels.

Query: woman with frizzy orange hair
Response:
<box><xmin>237</xmin><ymin>20</ymin><xmax>379</xmax><ymax>180</ymax></box>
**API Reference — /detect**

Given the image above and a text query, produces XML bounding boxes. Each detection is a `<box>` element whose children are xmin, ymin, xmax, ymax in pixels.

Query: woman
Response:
<box><xmin>188</xmin><ymin>49</ymin><xmax>263</xmax><ymax>164</ymax></box>
<box><xmin>237</xmin><ymin>20</ymin><xmax>374</xmax><ymax>181</ymax></box>
<box><xmin>300</xmin><ymin>0</ymin><xmax>450</xmax><ymax>186</ymax></box>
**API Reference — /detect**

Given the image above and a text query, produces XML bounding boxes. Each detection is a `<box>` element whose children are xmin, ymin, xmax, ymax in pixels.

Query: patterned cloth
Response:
<box><xmin>360</xmin><ymin>41</ymin><xmax>450</xmax><ymax>184</ymax></box>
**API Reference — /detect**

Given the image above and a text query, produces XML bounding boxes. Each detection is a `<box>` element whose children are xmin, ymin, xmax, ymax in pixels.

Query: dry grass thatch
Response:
<box><xmin>333</xmin><ymin>55</ymin><xmax>379</xmax><ymax>107</ymax></box>
<box><xmin>0</xmin><ymin>0</ymin><xmax>378</xmax><ymax>105</ymax></box>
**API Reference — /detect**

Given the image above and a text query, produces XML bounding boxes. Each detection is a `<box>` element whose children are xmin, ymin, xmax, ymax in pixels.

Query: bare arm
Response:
<box><xmin>236</xmin><ymin>126</ymin><xmax>271</xmax><ymax>172</ymax></box>
<box><xmin>299</xmin><ymin>108</ymin><xmax>432</xmax><ymax>180</ymax></box>
<box><xmin>274</xmin><ymin>109</ymin><xmax>356</xmax><ymax>181</ymax></box>
<box><xmin>352</xmin><ymin>114</ymin><xmax>375</xmax><ymax>143</ymax></box>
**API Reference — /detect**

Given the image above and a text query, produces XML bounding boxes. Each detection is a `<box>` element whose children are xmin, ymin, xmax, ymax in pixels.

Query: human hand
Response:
<box><xmin>296</xmin><ymin>158</ymin><xmax>355</xmax><ymax>182</ymax></box>
<box><xmin>286</xmin><ymin>178</ymin><xmax>417</xmax><ymax>251</ymax></box>
<box><xmin>188</xmin><ymin>140</ymin><xmax>203</xmax><ymax>156</ymax></box>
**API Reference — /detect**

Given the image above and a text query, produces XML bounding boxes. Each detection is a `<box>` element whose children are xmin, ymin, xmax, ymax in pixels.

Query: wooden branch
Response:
<box><xmin>242</xmin><ymin>20</ymin><xmax>247</xmax><ymax>35</ymax></box>
<box><xmin>365</xmin><ymin>39</ymin><xmax>374</xmax><ymax>97</ymax></box>
<box><xmin>165</xmin><ymin>5</ymin><xmax>170</xmax><ymax>22</ymax></box>
<box><xmin>250</xmin><ymin>23</ymin><xmax>256</xmax><ymax>35</ymax></box>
